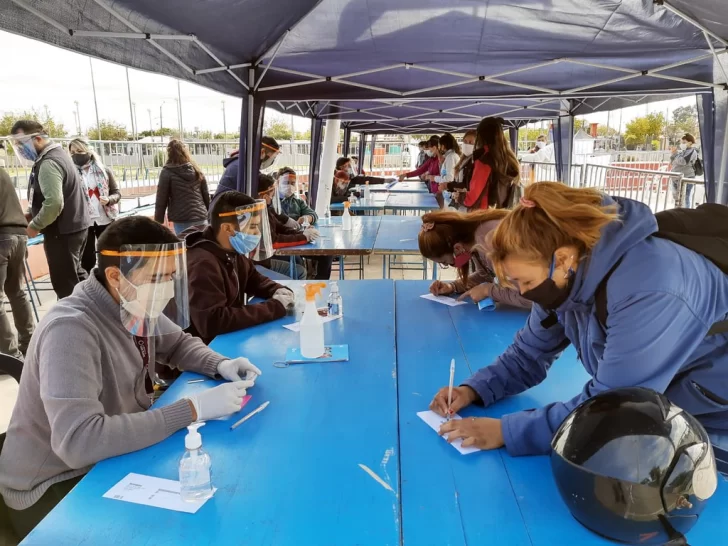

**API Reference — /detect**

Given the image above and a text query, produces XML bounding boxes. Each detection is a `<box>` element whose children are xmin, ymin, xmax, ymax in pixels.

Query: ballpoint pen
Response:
<box><xmin>230</xmin><ymin>401</ymin><xmax>270</xmax><ymax>430</ymax></box>
<box><xmin>447</xmin><ymin>358</ymin><xmax>455</xmax><ymax>421</ymax></box>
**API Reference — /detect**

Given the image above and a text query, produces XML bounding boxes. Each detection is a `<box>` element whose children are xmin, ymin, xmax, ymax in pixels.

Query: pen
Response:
<box><xmin>230</xmin><ymin>401</ymin><xmax>270</xmax><ymax>430</ymax></box>
<box><xmin>447</xmin><ymin>358</ymin><xmax>455</xmax><ymax>421</ymax></box>
<box><xmin>187</xmin><ymin>379</ymin><xmax>209</xmax><ymax>384</ymax></box>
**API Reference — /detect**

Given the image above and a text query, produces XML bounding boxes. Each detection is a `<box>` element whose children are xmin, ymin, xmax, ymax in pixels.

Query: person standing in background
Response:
<box><xmin>10</xmin><ymin>120</ymin><xmax>90</xmax><ymax>299</ymax></box>
<box><xmin>416</xmin><ymin>141</ymin><xmax>428</xmax><ymax>169</ymax></box>
<box><xmin>670</xmin><ymin>133</ymin><xmax>698</xmax><ymax>208</ymax></box>
<box><xmin>0</xmin><ymin>166</ymin><xmax>35</xmax><ymax>359</ymax></box>
<box><xmin>68</xmin><ymin>138</ymin><xmax>122</xmax><ymax>274</ymax></box>
<box><xmin>213</xmin><ymin>136</ymin><xmax>281</xmax><ymax>198</ymax></box>
<box><xmin>154</xmin><ymin>139</ymin><xmax>210</xmax><ymax>235</ymax></box>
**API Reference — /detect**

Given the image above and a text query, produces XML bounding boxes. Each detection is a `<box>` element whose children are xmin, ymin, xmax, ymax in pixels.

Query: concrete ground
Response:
<box><xmin>0</xmin><ymin>254</ymin><xmax>456</xmax><ymax>434</ymax></box>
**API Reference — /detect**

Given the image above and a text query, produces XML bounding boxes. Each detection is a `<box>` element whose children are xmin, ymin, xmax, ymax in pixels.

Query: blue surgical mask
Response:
<box><xmin>230</xmin><ymin>231</ymin><xmax>261</xmax><ymax>255</ymax></box>
<box><xmin>19</xmin><ymin>141</ymin><xmax>38</xmax><ymax>162</ymax></box>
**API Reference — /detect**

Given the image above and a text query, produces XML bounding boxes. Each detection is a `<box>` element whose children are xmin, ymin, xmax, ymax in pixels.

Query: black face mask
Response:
<box><xmin>521</xmin><ymin>257</ymin><xmax>575</xmax><ymax>310</ymax></box>
<box><xmin>72</xmin><ymin>153</ymin><xmax>91</xmax><ymax>167</ymax></box>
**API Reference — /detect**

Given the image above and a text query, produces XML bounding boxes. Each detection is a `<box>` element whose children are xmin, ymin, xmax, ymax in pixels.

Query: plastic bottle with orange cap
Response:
<box><xmin>300</xmin><ymin>283</ymin><xmax>327</xmax><ymax>358</ymax></box>
<box><xmin>342</xmin><ymin>201</ymin><xmax>352</xmax><ymax>231</ymax></box>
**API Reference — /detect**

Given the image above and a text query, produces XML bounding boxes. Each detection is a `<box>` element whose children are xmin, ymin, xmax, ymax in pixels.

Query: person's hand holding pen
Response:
<box><xmin>430</xmin><ymin>385</ymin><xmax>478</xmax><ymax>417</ymax></box>
<box><xmin>439</xmin><ymin>417</ymin><xmax>504</xmax><ymax>450</ymax></box>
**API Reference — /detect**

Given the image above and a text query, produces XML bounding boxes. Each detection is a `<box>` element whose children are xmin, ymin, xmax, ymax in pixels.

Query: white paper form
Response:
<box><xmin>419</xmin><ymin>293</ymin><xmax>467</xmax><ymax>307</ymax></box>
<box><xmin>417</xmin><ymin>410</ymin><xmax>482</xmax><ymax>455</ymax></box>
<box><xmin>282</xmin><ymin>314</ymin><xmax>342</xmax><ymax>332</ymax></box>
<box><xmin>103</xmin><ymin>473</ymin><xmax>215</xmax><ymax>514</ymax></box>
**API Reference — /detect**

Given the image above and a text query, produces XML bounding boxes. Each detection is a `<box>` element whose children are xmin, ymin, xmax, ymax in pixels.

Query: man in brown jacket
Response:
<box><xmin>184</xmin><ymin>191</ymin><xmax>295</xmax><ymax>344</ymax></box>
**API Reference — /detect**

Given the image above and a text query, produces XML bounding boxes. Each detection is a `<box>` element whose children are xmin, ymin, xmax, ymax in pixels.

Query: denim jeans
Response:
<box><xmin>173</xmin><ymin>221</ymin><xmax>207</xmax><ymax>236</ymax></box>
<box><xmin>264</xmin><ymin>258</ymin><xmax>307</xmax><ymax>280</ymax></box>
<box><xmin>0</xmin><ymin>234</ymin><xmax>35</xmax><ymax>358</ymax></box>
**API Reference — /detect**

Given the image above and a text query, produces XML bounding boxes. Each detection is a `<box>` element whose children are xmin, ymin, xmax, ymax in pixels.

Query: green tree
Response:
<box><xmin>624</xmin><ymin>113</ymin><xmax>666</xmax><ymax>150</ymax></box>
<box><xmin>264</xmin><ymin>119</ymin><xmax>293</xmax><ymax>140</ymax></box>
<box><xmin>88</xmin><ymin>120</ymin><xmax>129</xmax><ymax>141</ymax></box>
<box><xmin>667</xmin><ymin>105</ymin><xmax>699</xmax><ymax>143</ymax></box>
<box><xmin>0</xmin><ymin>108</ymin><xmax>68</xmax><ymax>138</ymax></box>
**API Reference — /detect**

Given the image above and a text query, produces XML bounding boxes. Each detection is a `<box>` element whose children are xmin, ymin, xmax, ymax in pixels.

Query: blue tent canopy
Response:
<box><xmin>1</xmin><ymin>0</ymin><xmax>726</xmax><ymax>200</ymax></box>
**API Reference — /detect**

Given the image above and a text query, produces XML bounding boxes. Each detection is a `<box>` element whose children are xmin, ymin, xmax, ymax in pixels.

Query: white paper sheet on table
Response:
<box><xmin>420</xmin><ymin>293</ymin><xmax>467</xmax><ymax>307</ymax></box>
<box><xmin>417</xmin><ymin>410</ymin><xmax>482</xmax><ymax>455</ymax></box>
<box><xmin>283</xmin><ymin>315</ymin><xmax>341</xmax><ymax>332</ymax></box>
<box><xmin>103</xmin><ymin>473</ymin><xmax>216</xmax><ymax>513</ymax></box>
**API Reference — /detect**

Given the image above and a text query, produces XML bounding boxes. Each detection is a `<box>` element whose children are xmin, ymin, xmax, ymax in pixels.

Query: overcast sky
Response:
<box><xmin>1</xmin><ymin>30</ymin><xmax>696</xmax><ymax>138</ymax></box>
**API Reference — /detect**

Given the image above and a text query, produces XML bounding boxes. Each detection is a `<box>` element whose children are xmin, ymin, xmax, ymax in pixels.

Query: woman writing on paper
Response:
<box><xmin>417</xmin><ymin>210</ymin><xmax>531</xmax><ymax>309</ymax></box>
<box><xmin>430</xmin><ymin>182</ymin><xmax>728</xmax><ymax>456</ymax></box>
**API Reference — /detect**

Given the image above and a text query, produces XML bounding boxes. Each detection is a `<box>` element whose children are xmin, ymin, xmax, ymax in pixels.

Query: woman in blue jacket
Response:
<box><xmin>433</xmin><ymin>182</ymin><xmax>728</xmax><ymax>456</ymax></box>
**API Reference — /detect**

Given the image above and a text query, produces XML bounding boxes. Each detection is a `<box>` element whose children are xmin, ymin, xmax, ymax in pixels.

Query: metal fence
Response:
<box><xmin>520</xmin><ymin>162</ymin><xmax>584</xmax><ymax>187</ymax></box>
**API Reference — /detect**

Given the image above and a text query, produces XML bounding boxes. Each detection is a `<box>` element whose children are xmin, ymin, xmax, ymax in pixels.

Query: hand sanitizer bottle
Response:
<box><xmin>324</xmin><ymin>205</ymin><xmax>331</xmax><ymax>224</ymax></box>
<box><xmin>327</xmin><ymin>281</ymin><xmax>343</xmax><ymax>317</ymax></box>
<box><xmin>300</xmin><ymin>283</ymin><xmax>326</xmax><ymax>358</ymax></box>
<box><xmin>342</xmin><ymin>202</ymin><xmax>352</xmax><ymax>231</ymax></box>
<box><xmin>179</xmin><ymin>423</ymin><xmax>213</xmax><ymax>502</ymax></box>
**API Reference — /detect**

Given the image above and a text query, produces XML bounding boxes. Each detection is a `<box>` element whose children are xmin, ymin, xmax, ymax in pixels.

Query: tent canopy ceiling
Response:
<box><xmin>1</xmin><ymin>0</ymin><xmax>726</xmax><ymax>131</ymax></box>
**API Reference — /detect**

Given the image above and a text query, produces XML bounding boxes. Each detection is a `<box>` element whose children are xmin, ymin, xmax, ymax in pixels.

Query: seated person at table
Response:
<box><xmin>418</xmin><ymin>209</ymin><xmax>531</xmax><ymax>309</ymax></box>
<box><xmin>399</xmin><ymin>135</ymin><xmax>440</xmax><ymax>186</ymax></box>
<box><xmin>276</xmin><ymin>167</ymin><xmax>317</xmax><ymax>226</ymax></box>
<box><xmin>0</xmin><ymin>217</ymin><xmax>261</xmax><ymax>540</ymax></box>
<box><xmin>431</xmin><ymin>183</ymin><xmax>728</xmax><ymax>457</ymax></box>
<box><xmin>335</xmin><ymin>156</ymin><xmax>387</xmax><ymax>187</ymax></box>
<box><xmin>257</xmin><ymin>174</ymin><xmax>318</xmax><ymax>280</ymax></box>
<box><xmin>275</xmin><ymin>167</ymin><xmax>332</xmax><ymax>280</ymax></box>
<box><xmin>185</xmin><ymin>191</ymin><xmax>296</xmax><ymax>344</ymax></box>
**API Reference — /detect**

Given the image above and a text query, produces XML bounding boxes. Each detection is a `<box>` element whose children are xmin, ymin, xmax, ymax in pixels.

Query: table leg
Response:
<box><xmin>432</xmin><ymin>261</ymin><xmax>438</xmax><ymax>281</ymax></box>
<box><xmin>339</xmin><ymin>255</ymin><xmax>345</xmax><ymax>280</ymax></box>
<box><xmin>289</xmin><ymin>256</ymin><xmax>295</xmax><ymax>280</ymax></box>
<box><xmin>382</xmin><ymin>255</ymin><xmax>387</xmax><ymax>279</ymax></box>
<box><xmin>422</xmin><ymin>257</ymin><xmax>427</xmax><ymax>280</ymax></box>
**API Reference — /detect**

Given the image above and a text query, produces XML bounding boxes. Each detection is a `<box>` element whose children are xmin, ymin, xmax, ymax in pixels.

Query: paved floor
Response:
<box><xmin>0</xmin><ymin>254</ymin><xmax>456</xmax><ymax>433</ymax></box>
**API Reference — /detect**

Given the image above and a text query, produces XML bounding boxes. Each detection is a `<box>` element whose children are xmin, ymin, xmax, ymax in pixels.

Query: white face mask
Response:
<box><xmin>119</xmin><ymin>279</ymin><xmax>175</xmax><ymax>319</ymax></box>
<box><xmin>425</xmin><ymin>150</ymin><xmax>434</xmax><ymax>157</ymax></box>
<box><xmin>680</xmin><ymin>142</ymin><xmax>688</xmax><ymax>150</ymax></box>
<box><xmin>461</xmin><ymin>143</ymin><xmax>474</xmax><ymax>156</ymax></box>
<box><xmin>536</xmin><ymin>141</ymin><xmax>546</xmax><ymax>149</ymax></box>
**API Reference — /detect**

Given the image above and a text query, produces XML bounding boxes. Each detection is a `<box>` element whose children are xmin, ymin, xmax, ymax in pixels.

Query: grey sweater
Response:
<box><xmin>0</xmin><ymin>273</ymin><xmax>224</xmax><ymax>510</ymax></box>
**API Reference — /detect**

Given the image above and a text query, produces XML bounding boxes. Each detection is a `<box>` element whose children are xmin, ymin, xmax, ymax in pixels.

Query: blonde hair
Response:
<box><xmin>489</xmin><ymin>182</ymin><xmax>618</xmax><ymax>284</ymax></box>
<box><xmin>419</xmin><ymin>208</ymin><xmax>509</xmax><ymax>281</ymax></box>
<box><xmin>68</xmin><ymin>137</ymin><xmax>107</xmax><ymax>172</ymax></box>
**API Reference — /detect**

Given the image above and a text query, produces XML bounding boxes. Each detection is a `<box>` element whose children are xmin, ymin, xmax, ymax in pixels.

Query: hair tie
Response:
<box><xmin>421</xmin><ymin>222</ymin><xmax>435</xmax><ymax>232</ymax></box>
<box><xmin>520</xmin><ymin>197</ymin><xmax>536</xmax><ymax>208</ymax></box>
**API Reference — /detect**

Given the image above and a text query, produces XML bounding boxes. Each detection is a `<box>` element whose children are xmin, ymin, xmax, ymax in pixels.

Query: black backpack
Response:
<box><xmin>596</xmin><ymin>204</ymin><xmax>728</xmax><ymax>336</ymax></box>
<box><xmin>694</xmin><ymin>157</ymin><xmax>704</xmax><ymax>177</ymax></box>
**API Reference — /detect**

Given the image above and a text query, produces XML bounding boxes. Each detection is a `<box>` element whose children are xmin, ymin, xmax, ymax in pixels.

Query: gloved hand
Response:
<box><xmin>188</xmin><ymin>380</ymin><xmax>253</xmax><ymax>421</ymax></box>
<box><xmin>285</xmin><ymin>218</ymin><xmax>303</xmax><ymax>232</ymax></box>
<box><xmin>304</xmin><ymin>228</ymin><xmax>320</xmax><ymax>242</ymax></box>
<box><xmin>272</xmin><ymin>287</ymin><xmax>295</xmax><ymax>309</ymax></box>
<box><xmin>217</xmin><ymin>357</ymin><xmax>262</xmax><ymax>382</ymax></box>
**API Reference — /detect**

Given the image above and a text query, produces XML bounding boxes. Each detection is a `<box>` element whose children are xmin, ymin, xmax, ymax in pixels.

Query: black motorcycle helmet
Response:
<box><xmin>551</xmin><ymin>387</ymin><xmax>717</xmax><ymax>546</ymax></box>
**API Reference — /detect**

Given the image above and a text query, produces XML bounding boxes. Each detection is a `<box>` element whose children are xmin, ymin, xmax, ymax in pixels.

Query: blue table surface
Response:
<box><xmin>23</xmin><ymin>281</ymin><xmax>400</xmax><ymax>546</ymax></box>
<box><xmin>371</xmin><ymin>182</ymin><xmax>429</xmax><ymax>194</ymax></box>
<box><xmin>384</xmin><ymin>193</ymin><xmax>439</xmax><ymax>211</ymax></box>
<box><xmin>373</xmin><ymin>216</ymin><xmax>422</xmax><ymax>253</ymax></box>
<box><xmin>273</xmin><ymin>215</ymin><xmax>382</xmax><ymax>256</ymax></box>
<box><xmin>330</xmin><ymin>194</ymin><xmax>389</xmax><ymax>211</ymax></box>
<box><xmin>395</xmin><ymin>280</ymin><xmax>728</xmax><ymax>546</ymax></box>
<box><xmin>22</xmin><ymin>280</ymin><xmax>728</xmax><ymax>545</ymax></box>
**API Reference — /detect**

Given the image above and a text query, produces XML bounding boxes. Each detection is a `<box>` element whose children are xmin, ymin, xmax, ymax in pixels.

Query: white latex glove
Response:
<box><xmin>285</xmin><ymin>218</ymin><xmax>302</xmax><ymax>231</ymax></box>
<box><xmin>217</xmin><ymin>357</ymin><xmax>262</xmax><ymax>382</ymax></box>
<box><xmin>304</xmin><ymin>227</ymin><xmax>320</xmax><ymax>242</ymax></box>
<box><xmin>188</xmin><ymin>381</ymin><xmax>253</xmax><ymax>421</ymax></box>
<box><xmin>272</xmin><ymin>287</ymin><xmax>295</xmax><ymax>309</ymax></box>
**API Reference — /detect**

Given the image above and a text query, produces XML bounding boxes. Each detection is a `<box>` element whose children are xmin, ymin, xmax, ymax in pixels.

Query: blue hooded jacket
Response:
<box><xmin>214</xmin><ymin>155</ymin><xmax>239</xmax><ymax>198</ymax></box>
<box><xmin>463</xmin><ymin>196</ymin><xmax>728</xmax><ymax>456</ymax></box>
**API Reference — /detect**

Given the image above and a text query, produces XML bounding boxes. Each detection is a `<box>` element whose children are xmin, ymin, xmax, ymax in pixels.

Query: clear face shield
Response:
<box><xmin>278</xmin><ymin>173</ymin><xmax>298</xmax><ymax>200</ymax></box>
<box><xmin>101</xmin><ymin>243</ymin><xmax>190</xmax><ymax>337</ymax></box>
<box><xmin>8</xmin><ymin>132</ymin><xmax>44</xmax><ymax>165</ymax></box>
<box><xmin>223</xmin><ymin>200</ymin><xmax>274</xmax><ymax>261</ymax></box>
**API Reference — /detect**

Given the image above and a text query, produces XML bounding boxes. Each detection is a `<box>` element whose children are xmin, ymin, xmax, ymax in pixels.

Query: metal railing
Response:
<box><xmin>520</xmin><ymin>161</ymin><xmax>583</xmax><ymax>187</ymax></box>
<box><xmin>581</xmin><ymin>163</ymin><xmax>687</xmax><ymax>212</ymax></box>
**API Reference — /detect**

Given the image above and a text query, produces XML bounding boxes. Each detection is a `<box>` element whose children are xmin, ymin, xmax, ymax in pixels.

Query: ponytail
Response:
<box><xmin>489</xmin><ymin>182</ymin><xmax>618</xmax><ymax>284</ymax></box>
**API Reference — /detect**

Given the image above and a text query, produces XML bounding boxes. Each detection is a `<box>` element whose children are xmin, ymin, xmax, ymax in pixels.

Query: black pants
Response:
<box><xmin>43</xmin><ymin>229</ymin><xmax>88</xmax><ymax>299</ymax></box>
<box><xmin>311</xmin><ymin>256</ymin><xmax>334</xmax><ymax>280</ymax></box>
<box><xmin>5</xmin><ymin>475</ymin><xmax>83</xmax><ymax>541</ymax></box>
<box><xmin>81</xmin><ymin>223</ymin><xmax>110</xmax><ymax>274</ymax></box>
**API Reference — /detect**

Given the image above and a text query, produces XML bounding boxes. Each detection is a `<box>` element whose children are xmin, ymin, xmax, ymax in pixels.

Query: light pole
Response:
<box><xmin>176</xmin><ymin>80</ymin><xmax>184</xmax><ymax>138</ymax></box>
<box><xmin>159</xmin><ymin>101</ymin><xmax>165</xmax><ymax>136</ymax></box>
<box><xmin>73</xmin><ymin>100</ymin><xmax>82</xmax><ymax>135</ymax></box>
<box><xmin>174</xmin><ymin>99</ymin><xmax>182</xmax><ymax>138</ymax></box>
<box><xmin>148</xmin><ymin>109</ymin><xmax>153</xmax><ymax>142</ymax></box>
<box><xmin>88</xmin><ymin>58</ymin><xmax>101</xmax><ymax>141</ymax></box>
